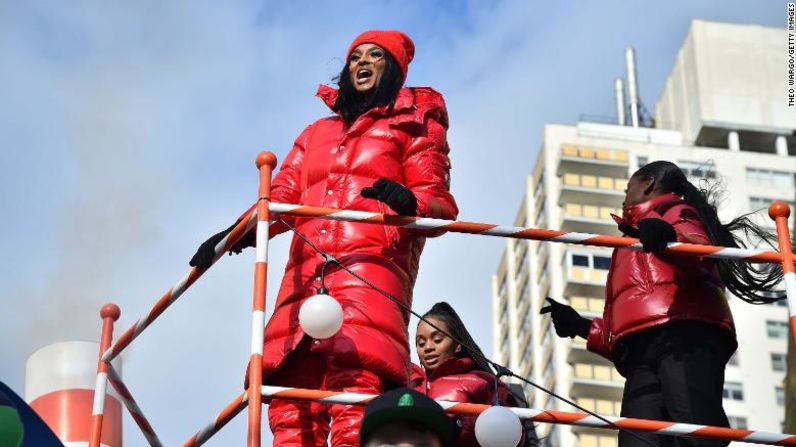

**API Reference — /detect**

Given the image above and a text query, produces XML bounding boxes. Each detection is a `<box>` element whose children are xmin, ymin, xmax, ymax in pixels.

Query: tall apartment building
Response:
<box><xmin>491</xmin><ymin>20</ymin><xmax>795</xmax><ymax>447</ymax></box>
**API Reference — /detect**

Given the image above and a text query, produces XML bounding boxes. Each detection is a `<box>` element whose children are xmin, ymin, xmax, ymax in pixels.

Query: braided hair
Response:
<box><xmin>421</xmin><ymin>302</ymin><xmax>494</xmax><ymax>373</ymax></box>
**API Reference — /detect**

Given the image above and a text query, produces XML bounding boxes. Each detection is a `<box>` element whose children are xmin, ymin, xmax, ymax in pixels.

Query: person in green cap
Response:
<box><xmin>360</xmin><ymin>387</ymin><xmax>454</xmax><ymax>447</ymax></box>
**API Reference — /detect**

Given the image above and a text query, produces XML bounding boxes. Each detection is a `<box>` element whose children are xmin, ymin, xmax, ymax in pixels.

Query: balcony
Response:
<box><xmin>560</xmin><ymin>203</ymin><xmax>622</xmax><ymax>234</ymax></box>
<box><xmin>567</xmin><ymin>337</ymin><xmax>613</xmax><ymax>366</ymax></box>
<box><xmin>570</xmin><ymin>363</ymin><xmax>625</xmax><ymax>400</ymax></box>
<box><xmin>570</xmin><ymin>296</ymin><xmax>605</xmax><ymax>318</ymax></box>
<box><xmin>557</xmin><ymin>145</ymin><xmax>629</xmax><ymax>178</ymax></box>
<box><xmin>559</xmin><ymin>173</ymin><xmax>626</xmax><ymax>208</ymax></box>
<box><xmin>564</xmin><ymin>264</ymin><xmax>609</xmax><ymax>297</ymax></box>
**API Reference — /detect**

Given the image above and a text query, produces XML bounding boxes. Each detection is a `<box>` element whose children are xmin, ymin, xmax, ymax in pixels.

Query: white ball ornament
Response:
<box><xmin>474</xmin><ymin>405</ymin><xmax>522</xmax><ymax>447</ymax></box>
<box><xmin>298</xmin><ymin>289</ymin><xmax>344</xmax><ymax>339</ymax></box>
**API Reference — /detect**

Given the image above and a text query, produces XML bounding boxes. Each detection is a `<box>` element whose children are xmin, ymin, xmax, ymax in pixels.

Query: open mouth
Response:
<box><xmin>356</xmin><ymin>68</ymin><xmax>373</xmax><ymax>82</ymax></box>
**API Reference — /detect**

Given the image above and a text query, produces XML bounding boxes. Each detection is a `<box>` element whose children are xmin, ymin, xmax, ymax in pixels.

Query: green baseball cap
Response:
<box><xmin>360</xmin><ymin>388</ymin><xmax>453</xmax><ymax>446</ymax></box>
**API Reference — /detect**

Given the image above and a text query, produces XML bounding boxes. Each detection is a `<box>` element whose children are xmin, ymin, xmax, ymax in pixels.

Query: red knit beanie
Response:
<box><xmin>347</xmin><ymin>30</ymin><xmax>415</xmax><ymax>81</ymax></box>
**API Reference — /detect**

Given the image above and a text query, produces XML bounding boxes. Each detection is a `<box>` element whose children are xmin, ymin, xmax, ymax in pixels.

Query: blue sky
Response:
<box><xmin>0</xmin><ymin>1</ymin><xmax>784</xmax><ymax>445</ymax></box>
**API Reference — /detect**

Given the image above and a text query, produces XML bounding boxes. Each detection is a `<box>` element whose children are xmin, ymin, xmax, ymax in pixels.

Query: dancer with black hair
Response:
<box><xmin>190</xmin><ymin>30</ymin><xmax>457</xmax><ymax>447</ymax></box>
<box><xmin>413</xmin><ymin>302</ymin><xmax>532</xmax><ymax>447</ymax></box>
<box><xmin>542</xmin><ymin>161</ymin><xmax>784</xmax><ymax>447</ymax></box>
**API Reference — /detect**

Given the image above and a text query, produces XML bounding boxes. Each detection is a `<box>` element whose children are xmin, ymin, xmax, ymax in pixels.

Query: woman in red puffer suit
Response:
<box><xmin>413</xmin><ymin>302</ymin><xmax>527</xmax><ymax>447</ymax></box>
<box><xmin>190</xmin><ymin>30</ymin><xmax>457</xmax><ymax>447</ymax></box>
<box><xmin>542</xmin><ymin>161</ymin><xmax>785</xmax><ymax>447</ymax></box>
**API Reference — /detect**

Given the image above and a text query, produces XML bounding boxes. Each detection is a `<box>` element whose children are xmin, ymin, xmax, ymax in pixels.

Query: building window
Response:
<box><xmin>746</xmin><ymin>168</ymin><xmax>795</xmax><ymax>189</ymax></box>
<box><xmin>750</xmin><ymin>197</ymin><xmax>796</xmax><ymax>214</ymax></box>
<box><xmin>534</xmin><ymin>173</ymin><xmax>545</xmax><ymax>200</ymax></box>
<box><xmin>771</xmin><ymin>353</ymin><xmax>786</xmax><ymax>372</ymax></box>
<box><xmin>637</xmin><ymin>156</ymin><xmax>648</xmax><ymax>167</ymax></box>
<box><xmin>723</xmin><ymin>382</ymin><xmax>744</xmax><ymax>401</ymax></box>
<box><xmin>515</xmin><ymin>253</ymin><xmax>528</xmax><ymax>277</ymax></box>
<box><xmin>766</xmin><ymin>320</ymin><xmax>789</xmax><ymax>339</ymax></box>
<box><xmin>572</xmin><ymin>255</ymin><xmax>590</xmax><ymax>267</ymax></box>
<box><xmin>538</xmin><ymin>263</ymin><xmax>549</xmax><ymax>285</ymax></box>
<box><xmin>535</xmin><ymin>198</ymin><xmax>547</xmax><ymax>228</ymax></box>
<box><xmin>593</xmin><ymin>255</ymin><xmax>612</xmax><ymax>270</ymax></box>
<box><xmin>727</xmin><ymin>416</ymin><xmax>748</xmax><ymax>429</ymax></box>
<box><xmin>518</xmin><ymin>279</ymin><xmax>529</xmax><ymax>303</ymax></box>
<box><xmin>519</xmin><ymin>307</ymin><xmax>531</xmax><ymax>335</ymax></box>
<box><xmin>776</xmin><ymin>387</ymin><xmax>785</xmax><ymax>406</ymax></box>
<box><xmin>498</xmin><ymin>276</ymin><xmax>507</xmax><ymax>297</ymax></box>
<box><xmin>499</xmin><ymin>301</ymin><xmax>509</xmax><ymax>329</ymax></box>
<box><xmin>678</xmin><ymin>160</ymin><xmax>716</xmax><ymax>179</ymax></box>
<box><xmin>522</xmin><ymin>334</ymin><xmax>534</xmax><ymax>363</ymax></box>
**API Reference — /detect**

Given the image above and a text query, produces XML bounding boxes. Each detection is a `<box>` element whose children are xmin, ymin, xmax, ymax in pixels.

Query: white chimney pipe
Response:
<box><xmin>614</xmin><ymin>78</ymin><xmax>626</xmax><ymax>126</ymax></box>
<box><xmin>625</xmin><ymin>47</ymin><xmax>640</xmax><ymax>127</ymax></box>
<box><xmin>27</xmin><ymin>341</ymin><xmax>124</xmax><ymax>447</ymax></box>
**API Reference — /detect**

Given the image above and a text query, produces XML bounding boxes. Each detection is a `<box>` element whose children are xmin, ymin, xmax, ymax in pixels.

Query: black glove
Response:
<box><xmin>189</xmin><ymin>219</ymin><xmax>253</xmax><ymax>269</ymax></box>
<box><xmin>637</xmin><ymin>218</ymin><xmax>676</xmax><ymax>252</ymax></box>
<box><xmin>360</xmin><ymin>178</ymin><xmax>417</xmax><ymax>216</ymax></box>
<box><xmin>540</xmin><ymin>298</ymin><xmax>591</xmax><ymax>339</ymax></box>
<box><xmin>618</xmin><ymin>218</ymin><xmax>677</xmax><ymax>252</ymax></box>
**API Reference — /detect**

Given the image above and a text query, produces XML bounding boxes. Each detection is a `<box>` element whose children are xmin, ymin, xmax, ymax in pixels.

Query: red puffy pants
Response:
<box><xmin>266</xmin><ymin>338</ymin><xmax>384</xmax><ymax>446</ymax></box>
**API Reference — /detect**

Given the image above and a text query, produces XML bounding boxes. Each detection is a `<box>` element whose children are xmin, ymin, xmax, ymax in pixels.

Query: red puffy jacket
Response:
<box><xmin>411</xmin><ymin>358</ymin><xmax>525</xmax><ymax>447</ymax></box>
<box><xmin>587</xmin><ymin>193</ymin><xmax>736</xmax><ymax>359</ymax></box>
<box><xmin>262</xmin><ymin>85</ymin><xmax>458</xmax><ymax>385</ymax></box>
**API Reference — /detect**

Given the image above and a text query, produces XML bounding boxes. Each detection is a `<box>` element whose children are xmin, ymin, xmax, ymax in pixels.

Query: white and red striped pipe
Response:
<box><xmin>26</xmin><ymin>341</ymin><xmax>124</xmax><ymax>447</ymax></box>
<box><xmin>89</xmin><ymin>304</ymin><xmax>122</xmax><ymax>447</ymax></box>
<box><xmin>246</xmin><ymin>151</ymin><xmax>277</xmax><ymax>447</ymax></box>
<box><xmin>267</xmin><ymin>202</ymin><xmax>787</xmax><ymax>263</ymax></box>
<box><xmin>259</xmin><ymin>386</ymin><xmax>796</xmax><ymax>446</ymax></box>
<box><xmin>181</xmin><ymin>393</ymin><xmax>248</xmax><ymax>447</ymax></box>
<box><xmin>106</xmin><ymin>365</ymin><xmax>162</xmax><ymax>447</ymax></box>
<box><xmin>769</xmin><ymin>202</ymin><xmax>796</xmax><ymax>345</ymax></box>
<box><xmin>99</xmin><ymin>200</ymin><xmax>793</xmax><ymax>367</ymax></box>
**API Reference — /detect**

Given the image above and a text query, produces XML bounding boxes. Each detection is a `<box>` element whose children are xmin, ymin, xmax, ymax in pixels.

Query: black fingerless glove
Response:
<box><xmin>360</xmin><ymin>178</ymin><xmax>418</xmax><ymax>216</ymax></box>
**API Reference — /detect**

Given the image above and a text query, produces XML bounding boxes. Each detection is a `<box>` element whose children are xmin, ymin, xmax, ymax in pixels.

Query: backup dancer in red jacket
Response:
<box><xmin>191</xmin><ymin>30</ymin><xmax>458</xmax><ymax>446</ymax></box>
<box><xmin>542</xmin><ymin>161</ymin><xmax>784</xmax><ymax>447</ymax></box>
<box><xmin>412</xmin><ymin>302</ymin><xmax>529</xmax><ymax>447</ymax></box>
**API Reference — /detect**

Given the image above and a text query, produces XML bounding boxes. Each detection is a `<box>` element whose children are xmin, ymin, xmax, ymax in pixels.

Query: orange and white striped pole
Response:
<box><xmin>259</xmin><ymin>386</ymin><xmax>796</xmax><ymax>446</ymax></box>
<box><xmin>181</xmin><ymin>393</ymin><xmax>248</xmax><ymax>447</ymax></box>
<box><xmin>769</xmin><ymin>202</ymin><xmax>796</xmax><ymax>345</ymax></box>
<box><xmin>102</xmin><ymin>209</ymin><xmax>258</xmax><ymax>364</ymax></box>
<box><xmin>268</xmin><ymin>202</ymin><xmax>786</xmax><ymax>263</ymax></box>
<box><xmin>247</xmin><ymin>151</ymin><xmax>277</xmax><ymax>447</ymax></box>
<box><xmin>106</xmin><ymin>365</ymin><xmax>163</xmax><ymax>447</ymax></box>
<box><xmin>89</xmin><ymin>303</ymin><xmax>121</xmax><ymax>447</ymax></box>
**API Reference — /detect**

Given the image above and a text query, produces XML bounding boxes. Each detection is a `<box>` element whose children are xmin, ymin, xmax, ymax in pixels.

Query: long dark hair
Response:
<box><xmin>634</xmin><ymin>160</ymin><xmax>785</xmax><ymax>304</ymax></box>
<box><xmin>332</xmin><ymin>50</ymin><xmax>403</xmax><ymax>124</ymax></box>
<box><xmin>422</xmin><ymin>302</ymin><xmax>537</xmax><ymax>443</ymax></box>
<box><xmin>421</xmin><ymin>302</ymin><xmax>494</xmax><ymax>373</ymax></box>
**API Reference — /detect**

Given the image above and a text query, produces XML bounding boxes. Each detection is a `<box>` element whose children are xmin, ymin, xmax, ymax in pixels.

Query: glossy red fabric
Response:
<box><xmin>587</xmin><ymin>193</ymin><xmax>736</xmax><ymax>358</ymax></box>
<box><xmin>411</xmin><ymin>358</ymin><xmax>516</xmax><ymax>447</ymax></box>
<box><xmin>267</xmin><ymin>340</ymin><xmax>383</xmax><ymax>447</ymax></box>
<box><xmin>261</xmin><ymin>84</ymin><xmax>458</xmax><ymax>386</ymax></box>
